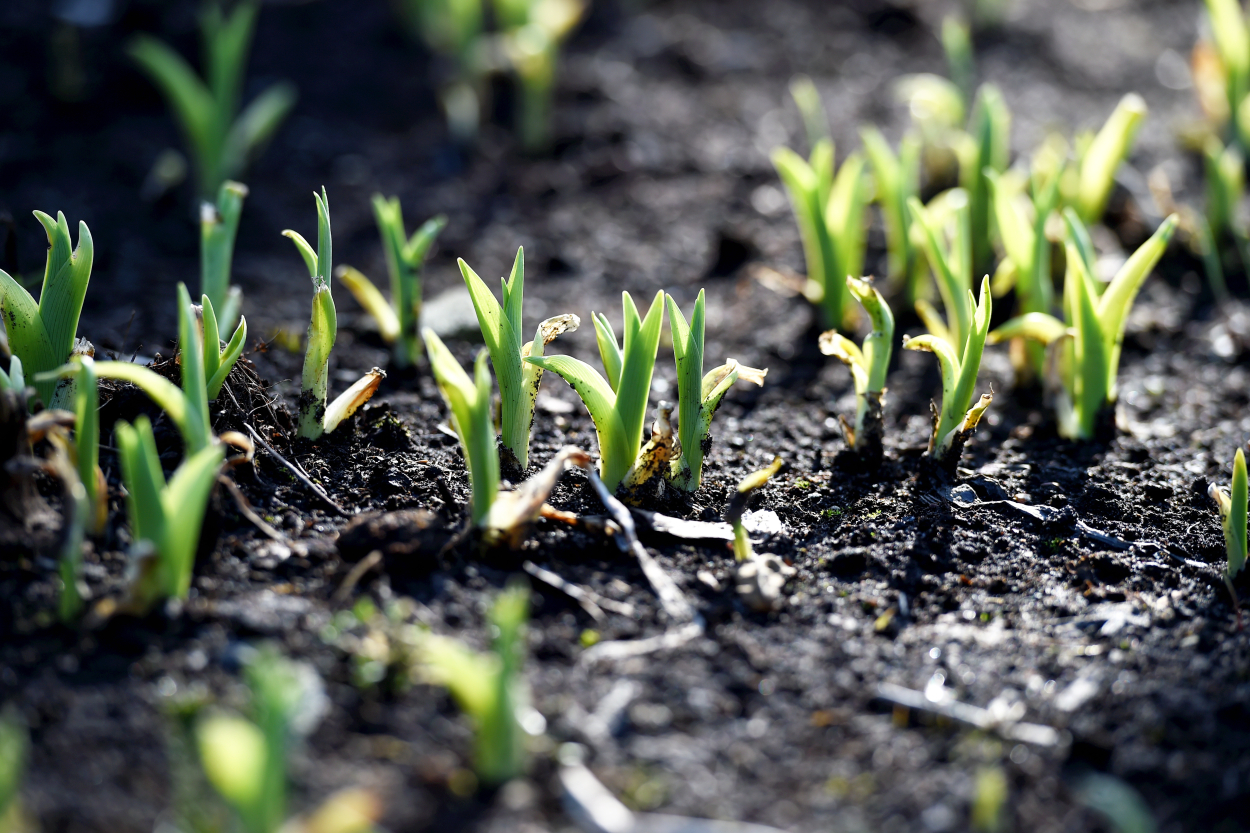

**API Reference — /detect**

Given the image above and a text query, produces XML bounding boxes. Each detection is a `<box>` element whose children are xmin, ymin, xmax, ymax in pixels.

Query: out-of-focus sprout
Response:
<box><xmin>337</xmin><ymin>197</ymin><xmax>446</xmax><ymax>369</ymax></box>
<box><xmin>666</xmin><ymin>290</ymin><xmax>767</xmax><ymax>492</ymax></box>
<box><xmin>909</xmin><ymin>190</ymin><xmax>973</xmax><ymax>352</ymax></box>
<box><xmin>0</xmin><ymin>211</ymin><xmax>93</xmax><ymax>409</ymax></box>
<box><xmin>494</xmin><ymin>0</ymin><xmax>585</xmax><ymax>152</ymax></box>
<box><xmin>861</xmin><ymin>126</ymin><xmax>923</xmax><ymax>300</ymax></box>
<box><xmin>957</xmin><ymin>85</ymin><xmax>1010</xmax><ymax>277</ymax></box>
<box><xmin>725</xmin><ymin>456</ymin><xmax>784</xmax><ymax>562</ymax></box>
<box><xmin>819</xmin><ymin>277</ymin><xmax>893</xmax><ymax>466</ymax></box>
<box><xmin>394</xmin><ymin>0</ymin><xmax>486</xmax><ymax>142</ymax></box>
<box><xmin>526</xmin><ymin>291</ymin><xmax>666</xmax><ymax>493</ymax></box>
<box><xmin>201</xmin><ymin>180</ymin><xmax>247</xmax><ymax>332</ymax></box>
<box><xmin>0</xmin><ymin>710</ymin><xmax>28</xmax><ymax>833</ymax></box>
<box><xmin>987</xmin><ymin>167</ymin><xmax>1060</xmax><ymax>381</ymax></box>
<box><xmin>459</xmin><ymin>247</ymin><xmax>579</xmax><ymax>469</ymax></box>
<box><xmin>1209</xmin><ymin>446</ymin><xmax>1248</xmax><ymax>624</ymax></box>
<box><xmin>128</xmin><ymin>1</ymin><xmax>297</xmax><ymax>196</ymax></box>
<box><xmin>40</xmin><ymin>418</ymin><xmax>92</xmax><ymax>623</ymax></box>
<box><xmin>903</xmin><ymin>277</ymin><xmax>994</xmax><ymax>471</ymax></box>
<box><xmin>942</xmin><ymin>16</ymin><xmax>975</xmax><ymax>110</ymax></box>
<box><xmin>285</xmin><ymin>189</ymin><xmax>385</xmax><ymax>438</ymax></box>
<box><xmin>419</xmin><ymin>582</ymin><xmax>533</xmax><ymax>785</ymax></box>
<box><xmin>989</xmin><ymin>211</ymin><xmax>1178</xmax><ymax>440</ymax></box>
<box><xmin>1200</xmin><ymin>0</ymin><xmax>1250</xmax><ymax>146</ymax></box>
<box><xmin>197</xmin><ymin>646</ymin><xmax>379</xmax><ymax>833</ymax></box>
<box><xmin>1073</xmin><ymin>93</ymin><xmax>1147</xmax><ymax>225</ymax></box>
<box><xmin>1201</xmin><ymin>137</ymin><xmax>1246</xmax><ymax>303</ymax></box>
<box><xmin>772</xmin><ymin>92</ymin><xmax>867</xmax><ymax>330</ymax></box>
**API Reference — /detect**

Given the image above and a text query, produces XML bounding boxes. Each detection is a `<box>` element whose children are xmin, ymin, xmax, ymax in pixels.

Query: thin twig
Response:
<box><xmin>217</xmin><ymin>474</ymin><xmax>286</xmax><ymax>542</ymax></box>
<box><xmin>243</xmin><ymin>423</ymin><xmax>349</xmax><ymax>517</ymax></box>
<box><xmin>334</xmin><ymin>550</ymin><xmax>383</xmax><ymax>604</ymax></box>
<box><xmin>585</xmin><ymin>469</ymin><xmax>693</xmax><ymax>623</ymax></box>
<box><xmin>523</xmin><ymin>560</ymin><xmax>636</xmax><ymax>622</ymax></box>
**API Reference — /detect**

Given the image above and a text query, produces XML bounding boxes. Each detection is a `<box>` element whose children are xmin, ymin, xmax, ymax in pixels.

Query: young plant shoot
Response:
<box><xmin>862</xmin><ymin>125</ymin><xmax>923</xmax><ymax>300</ymax></box>
<box><xmin>773</xmin><ymin>78</ymin><xmax>867</xmax><ymax>329</ymax></box>
<box><xmin>1202</xmin><ymin>137</ymin><xmax>1246</xmax><ymax>302</ymax></box>
<box><xmin>1074</xmin><ymin>93</ymin><xmax>1147</xmax><ymax>226</ymax></box>
<box><xmin>423</xmin><ymin>327</ymin><xmax>589</xmax><ymax>545</ymax></box>
<box><xmin>903</xmin><ymin>276</ymin><xmax>994</xmax><ymax>471</ymax></box>
<box><xmin>0</xmin><ymin>357</ymin><xmax>23</xmax><ymax>396</ymax></box>
<box><xmin>0</xmin><ymin>211</ymin><xmax>94</xmax><ymax>409</ymax></box>
<box><xmin>200</xmin><ymin>291</ymin><xmax>248</xmax><ymax>401</ymax></box>
<box><xmin>285</xmin><ymin>189</ymin><xmax>384</xmax><ymax>439</ymax></box>
<box><xmin>87</xmin><ymin>283</ymin><xmax>217</xmax><ymax>454</ymax></box>
<box><xmin>526</xmin><ymin>290</ymin><xmax>665</xmax><ymax>493</ymax></box>
<box><xmin>909</xmin><ymin>190</ymin><xmax>973</xmax><ymax>353</ymax></box>
<box><xmin>129</xmin><ymin>1</ymin><xmax>297</xmax><ymax>196</ymax></box>
<box><xmin>116</xmin><ymin>414</ymin><xmax>225</xmax><ymax>611</ymax></box>
<box><xmin>201</xmin><ymin>180</ymin><xmax>247</xmax><ymax>332</ymax></box>
<box><xmin>959</xmin><ymin>85</ymin><xmax>1010</xmax><ymax>278</ymax></box>
<box><xmin>337</xmin><ymin>196</ymin><xmax>446</xmax><ymax>369</ymax></box>
<box><xmin>725</xmin><ymin>456</ymin><xmax>784</xmax><ymax>562</ymax></box>
<box><xmin>988</xmin><ymin>211</ymin><xmax>1178</xmax><ymax>440</ymax></box>
<box><xmin>1209</xmin><ymin>447</ymin><xmax>1248</xmax><ymax>623</ymax></box>
<box><xmin>819</xmin><ymin>277</ymin><xmax>893</xmax><ymax>466</ymax></box>
<box><xmin>1200</xmin><ymin>0</ymin><xmax>1250</xmax><ymax>146</ymax></box>
<box><xmin>665</xmin><ymin>290</ymin><xmax>767</xmax><ymax>492</ymax></box>
<box><xmin>987</xmin><ymin>166</ymin><xmax>1060</xmax><ymax>381</ymax></box>
<box><xmin>419</xmin><ymin>582</ymin><xmax>532</xmax><ymax>785</ymax></box>
<box><xmin>195</xmin><ymin>648</ymin><xmax>378</xmax><ymax>833</ymax></box>
<box><xmin>494</xmin><ymin>0</ymin><xmax>586</xmax><ymax>152</ymax></box>
<box><xmin>459</xmin><ymin>247</ymin><xmax>579</xmax><ymax>469</ymax></box>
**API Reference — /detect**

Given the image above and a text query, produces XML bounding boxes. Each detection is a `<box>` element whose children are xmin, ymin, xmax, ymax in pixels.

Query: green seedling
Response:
<box><xmin>129</xmin><ymin>1</ymin><xmax>297</xmax><ymax>196</ymax></box>
<box><xmin>526</xmin><ymin>290</ymin><xmax>665</xmax><ymax>493</ymax></box>
<box><xmin>988</xmin><ymin>211</ymin><xmax>1178</xmax><ymax>440</ymax></box>
<box><xmin>38</xmin><ymin>418</ymin><xmax>92</xmax><ymax>623</ymax></box>
<box><xmin>424</xmin><ymin>327</ymin><xmax>591</xmax><ymax>543</ymax></box>
<box><xmin>72</xmin><ymin>356</ymin><xmax>105</xmax><ymax>535</ymax></box>
<box><xmin>0</xmin><ymin>211</ymin><xmax>94</xmax><ymax>409</ymax></box>
<box><xmin>285</xmin><ymin>189</ymin><xmax>384</xmax><ymax>439</ymax></box>
<box><xmin>1073</xmin><ymin>93</ymin><xmax>1147</xmax><ymax>225</ymax></box>
<box><xmin>725</xmin><ymin>456</ymin><xmax>784</xmax><ymax>562</ymax></box>
<box><xmin>494</xmin><ymin>0</ymin><xmax>585</xmax><ymax>152</ymax></box>
<box><xmin>772</xmin><ymin>141</ymin><xmax>867</xmax><ymax>330</ymax></box>
<box><xmin>1200</xmin><ymin>0</ymin><xmax>1250</xmax><ymax>146</ymax></box>
<box><xmin>0</xmin><ymin>710</ymin><xmax>28</xmax><ymax>833</ymax></box>
<box><xmin>789</xmin><ymin>75</ymin><xmax>830</xmax><ymax>151</ymax></box>
<box><xmin>958</xmin><ymin>85</ymin><xmax>1010</xmax><ymax>277</ymax></box>
<box><xmin>1209</xmin><ymin>447</ymin><xmax>1247</xmax><ymax>628</ymax></box>
<box><xmin>423</xmin><ymin>329</ymin><xmax>497</xmax><ymax>526</ymax></box>
<box><xmin>116</xmin><ymin>414</ymin><xmax>225</xmax><ymax>611</ymax></box>
<box><xmin>86</xmin><ymin>283</ymin><xmax>216</xmax><ymax>454</ymax></box>
<box><xmin>909</xmin><ymin>190</ymin><xmax>973</xmax><ymax>352</ymax></box>
<box><xmin>459</xmin><ymin>247</ymin><xmax>579</xmax><ymax>469</ymax></box>
<box><xmin>196</xmin><ymin>647</ymin><xmax>313</xmax><ymax>833</ymax></box>
<box><xmin>1201</xmin><ymin>137</ymin><xmax>1246</xmax><ymax>303</ymax></box>
<box><xmin>987</xmin><ymin>166</ymin><xmax>1060</xmax><ymax>380</ymax></box>
<box><xmin>200</xmin><ymin>292</ymin><xmax>248</xmax><ymax>402</ymax></box>
<box><xmin>819</xmin><ymin>277</ymin><xmax>893</xmax><ymax>465</ymax></box>
<box><xmin>941</xmin><ymin>16</ymin><xmax>975</xmax><ymax>110</ymax></box>
<box><xmin>338</xmin><ymin>197</ymin><xmax>446</xmax><ymax>369</ymax></box>
<box><xmin>666</xmin><ymin>290</ymin><xmax>767</xmax><ymax>492</ymax></box>
<box><xmin>861</xmin><ymin>126</ymin><xmax>923</xmax><ymax>300</ymax></box>
<box><xmin>903</xmin><ymin>276</ymin><xmax>994</xmax><ymax>470</ymax></box>
<box><xmin>419</xmin><ymin>582</ymin><xmax>532</xmax><ymax>785</ymax></box>
<box><xmin>0</xmin><ymin>357</ymin><xmax>23</xmax><ymax>394</ymax></box>
<box><xmin>201</xmin><ymin>180</ymin><xmax>247</xmax><ymax>332</ymax></box>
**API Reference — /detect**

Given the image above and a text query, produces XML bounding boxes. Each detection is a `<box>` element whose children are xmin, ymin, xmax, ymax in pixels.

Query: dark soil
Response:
<box><xmin>3</xmin><ymin>0</ymin><xmax>1250</xmax><ymax>831</ymax></box>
